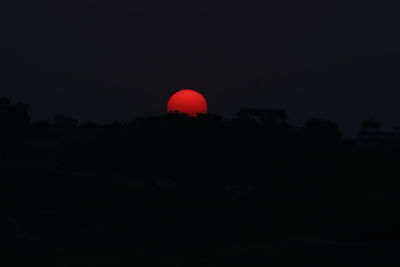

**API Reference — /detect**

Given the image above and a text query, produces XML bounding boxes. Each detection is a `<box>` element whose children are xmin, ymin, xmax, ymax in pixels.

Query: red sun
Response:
<box><xmin>167</xmin><ymin>89</ymin><xmax>208</xmax><ymax>116</ymax></box>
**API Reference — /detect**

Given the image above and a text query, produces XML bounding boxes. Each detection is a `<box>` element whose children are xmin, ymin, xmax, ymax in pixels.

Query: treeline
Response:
<box><xmin>2</xmin><ymin>97</ymin><xmax>400</xmax><ymax>266</ymax></box>
<box><xmin>2</xmin><ymin>96</ymin><xmax>400</xmax><ymax>198</ymax></box>
<box><xmin>1</xmin><ymin>97</ymin><xmax>344</xmax><ymax>174</ymax></box>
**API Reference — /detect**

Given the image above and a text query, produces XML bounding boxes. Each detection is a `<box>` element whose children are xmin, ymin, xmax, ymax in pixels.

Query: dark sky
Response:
<box><xmin>1</xmin><ymin>1</ymin><xmax>399</xmax><ymax>135</ymax></box>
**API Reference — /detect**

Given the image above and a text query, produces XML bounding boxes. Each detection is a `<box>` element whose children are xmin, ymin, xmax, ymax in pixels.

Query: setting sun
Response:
<box><xmin>167</xmin><ymin>89</ymin><xmax>208</xmax><ymax>116</ymax></box>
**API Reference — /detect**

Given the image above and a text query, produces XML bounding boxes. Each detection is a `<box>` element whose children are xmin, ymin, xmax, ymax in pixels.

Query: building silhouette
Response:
<box><xmin>356</xmin><ymin>118</ymin><xmax>400</xmax><ymax>147</ymax></box>
<box><xmin>360</xmin><ymin>118</ymin><xmax>380</xmax><ymax>135</ymax></box>
<box><xmin>237</xmin><ymin>109</ymin><xmax>288</xmax><ymax>124</ymax></box>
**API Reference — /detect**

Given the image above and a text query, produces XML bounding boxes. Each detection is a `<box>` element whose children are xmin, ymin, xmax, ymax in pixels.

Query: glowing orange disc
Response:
<box><xmin>167</xmin><ymin>89</ymin><xmax>208</xmax><ymax>116</ymax></box>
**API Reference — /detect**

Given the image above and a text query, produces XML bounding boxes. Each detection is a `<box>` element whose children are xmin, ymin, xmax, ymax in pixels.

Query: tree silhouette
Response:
<box><xmin>0</xmin><ymin>97</ymin><xmax>30</xmax><ymax>158</ymax></box>
<box><xmin>1</xmin><ymin>97</ymin><xmax>400</xmax><ymax>266</ymax></box>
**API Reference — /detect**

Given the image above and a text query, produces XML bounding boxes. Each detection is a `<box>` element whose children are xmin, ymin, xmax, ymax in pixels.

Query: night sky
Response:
<box><xmin>1</xmin><ymin>1</ymin><xmax>399</xmax><ymax>135</ymax></box>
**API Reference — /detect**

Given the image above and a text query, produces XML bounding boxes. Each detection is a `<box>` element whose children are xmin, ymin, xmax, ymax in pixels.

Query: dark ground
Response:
<box><xmin>2</xmin><ymin>98</ymin><xmax>400</xmax><ymax>266</ymax></box>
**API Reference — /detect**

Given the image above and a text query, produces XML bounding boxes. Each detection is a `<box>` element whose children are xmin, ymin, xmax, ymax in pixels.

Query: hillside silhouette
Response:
<box><xmin>1</xmin><ymin>97</ymin><xmax>400</xmax><ymax>266</ymax></box>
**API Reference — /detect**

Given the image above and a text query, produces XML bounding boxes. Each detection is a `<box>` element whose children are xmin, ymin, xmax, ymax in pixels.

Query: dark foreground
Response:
<box><xmin>2</xmin><ymin>170</ymin><xmax>400</xmax><ymax>267</ymax></box>
<box><xmin>2</xmin><ymin>100</ymin><xmax>400</xmax><ymax>266</ymax></box>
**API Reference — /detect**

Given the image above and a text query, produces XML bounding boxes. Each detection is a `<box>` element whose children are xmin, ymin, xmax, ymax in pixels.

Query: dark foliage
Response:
<box><xmin>1</xmin><ymin>97</ymin><xmax>400</xmax><ymax>266</ymax></box>
<box><xmin>0</xmin><ymin>97</ymin><xmax>30</xmax><ymax>159</ymax></box>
